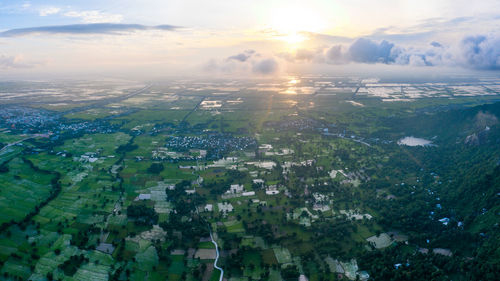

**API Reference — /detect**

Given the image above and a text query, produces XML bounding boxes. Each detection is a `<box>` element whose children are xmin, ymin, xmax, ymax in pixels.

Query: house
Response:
<box><xmin>96</xmin><ymin>243</ymin><xmax>115</xmax><ymax>254</ymax></box>
<box><xmin>242</xmin><ymin>191</ymin><xmax>255</xmax><ymax>196</ymax></box>
<box><xmin>204</xmin><ymin>204</ymin><xmax>213</xmax><ymax>212</ymax></box>
<box><xmin>135</xmin><ymin>194</ymin><xmax>151</xmax><ymax>201</ymax></box>
<box><xmin>252</xmin><ymin>179</ymin><xmax>265</xmax><ymax>186</ymax></box>
<box><xmin>433</xmin><ymin>248</ymin><xmax>452</xmax><ymax>256</ymax></box>
<box><xmin>218</xmin><ymin>202</ymin><xmax>234</xmax><ymax>213</ymax></box>
<box><xmin>258</xmin><ymin>145</ymin><xmax>272</xmax><ymax>154</ymax></box>
<box><xmin>299</xmin><ymin>275</ymin><xmax>309</xmax><ymax>281</ymax></box>
<box><xmin>226</xmin><ymin>184</ymin><xmax>244</xmax><ymax>194</ymax></box>
<box><xmin>438</xmin><ymin>217</ymin><xmax>450</xmax><ymax>225</ymax></box>
<box><xmin>266</xmin><ymin>185</ymin><xmax>280</xmax><ymax>195</ymax></box>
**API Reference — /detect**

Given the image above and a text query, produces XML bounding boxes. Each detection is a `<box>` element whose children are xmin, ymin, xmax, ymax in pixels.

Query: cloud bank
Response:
<box><xmin>208</xmin><ymin>33</ymin><xmax>500</xmax><ymax>76</ymax></box>
<box><xmin>227</xmin><ymin>49</ymin><xmax>256</xmax><ymax>62</ymax></box>
<box><xmin>252</xmin><ymin>58</ymin><xmax>278</xmax><ymax>74</ymax></box>
<box><xmin>39</xmin><ymin>7</ymin><xmax>61</xmax><ymax>17</ymax></box>
<box><xmin>0</xmin><ymin>55</ymin><xmax>37</xmax><ymax>69</ymax></box>
<box><xmin>460</xmin><ymin>35</ymin><xmax>500</xmax><ymax>70</ymax></box>
<box><xmin>36</xmin><ymin>5</ymin><xmax>125</xmax><ymax>23</ymax></box>
<box><xmin>63</xmin><ymin>10</ymin><xmax>124</xmax><ymax>24</ymax></box>
<box><xmin>0</xmin><ymin>23</ymin><xmax>179</xmax><ymax>37</ymax></box>
<box><xmin>347</xmin><ymin>38</ymin><xmax>397</xmax><ymax>63</ymax></box>
<box><xmin>206</xmin><ymin>50</ymin><xmax>278</xmax><ymax>76</ymax></box>
<box><xmin>286</xmin><ymin>34</ymin><xmax>500</xmax><ymax>70</ymax></box>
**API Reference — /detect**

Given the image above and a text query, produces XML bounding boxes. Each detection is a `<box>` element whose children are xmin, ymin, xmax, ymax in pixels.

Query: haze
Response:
<box><xmin>1</xmin><ymin>0</ymin><xmax>500</xmax><ymax>79</ymax></box>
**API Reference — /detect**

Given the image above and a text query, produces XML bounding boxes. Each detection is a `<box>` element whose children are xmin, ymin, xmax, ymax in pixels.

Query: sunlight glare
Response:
<box><xmin>268</xmin><ymin>5</ymin><xmax>325</xmax><ymax>45</ymax></box>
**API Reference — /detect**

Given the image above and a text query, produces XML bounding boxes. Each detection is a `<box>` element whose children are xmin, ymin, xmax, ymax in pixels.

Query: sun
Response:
<box><xmin>267</xmin><ymin>5</ymin><xmax>325</xmax><ymax>45</ymax></box>
<box><xmin>280</xmin><ymin>33</ymin><xmax>307</xmax><ymax>44</ymax></box>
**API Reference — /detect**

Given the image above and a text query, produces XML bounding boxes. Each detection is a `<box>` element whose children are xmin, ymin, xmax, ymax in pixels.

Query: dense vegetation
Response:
<box><xmin>0</xmin><ymin>80</ymin><xmax>499</xmax><ymax>280</ymax></box>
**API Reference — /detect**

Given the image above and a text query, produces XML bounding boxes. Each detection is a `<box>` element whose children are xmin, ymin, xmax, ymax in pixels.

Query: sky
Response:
<box><xmin>0</xmin><ymin>0</ymin><xmax>500</xmax><ymax>79</ymax></box>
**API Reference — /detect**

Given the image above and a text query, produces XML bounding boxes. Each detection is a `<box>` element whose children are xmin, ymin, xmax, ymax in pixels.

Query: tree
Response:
<box><xmin>282</xmin><ymin>264</ymin><xmax>300</xmax><ymax>280</ymax></box>
<box><xmin>147</xmin><ymin>162</ymin><xmax>164</xmax><ymax>174</ymax></box>
<box><xmin>126</xmin><ymin>205</ymin><xmax>158</xmax><ymax>226</ymax></box>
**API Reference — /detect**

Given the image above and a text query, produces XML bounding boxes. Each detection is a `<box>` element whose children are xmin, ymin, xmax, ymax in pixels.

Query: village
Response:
<box><xmin>0</xmin><ymin>77</ymin><xmax>497</xmax><ymax>281</ymax></box>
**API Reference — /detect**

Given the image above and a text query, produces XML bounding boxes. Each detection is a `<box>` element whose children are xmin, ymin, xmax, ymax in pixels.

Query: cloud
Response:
<box><xmin>325</xmin><ymin>45</ymin><xmax>344</xmax><ymax>63</ymax></box>
<box><xmin>227</xmin><ymin>49</ymin><xmax>256</xmax><ymax>62</ymax></box>
<box><xmin>278</xmin><ymin>48</ymin><xmax>326</xmax><ymax>63</ymax></box>
<box><xmin>365</xmin><ymin>16</ymin><xmax>484</xmax><ymax>44</ymax></box>
<box><xmin>64</xmin><ymin>10</ymin><xmax>123</xmax><ymax>24</ymax></box>
<box><xmin>205</xmin><ymin>51</ymin><xmax>277</xmax><ymax>76</ymax></box>
<box><xmin>202</xmin><ymin>58</ymin><xmax>243</xmax><ymax>73</ymax></box>
<box><xmin>317</xmin><ymin>35</ymin><xmax>500</xmax><ymax>70</ymax></box>
<box><xmin>228</xmin><ymin>53</ymin><xmax>250</xmax><ymax>62</ymax></box>
<box><xmin>348</xmin><ymin>38</ymin><xmax>399</xmax><ymax>63</ymax></box>
<box><xmin>460</xmin><ymin>35</ymin><xmax>500</xmax><ymax>70</ymax></box>
<box><xmin>0</xmin><ymin>54</ymin><xmax>37</xmax><ymax>69</ymax></box>
<box><xmin>430</xmin><ymin>41</ymin><xmax>442</xmax><ymax>48</ymax></box>
<box><xmin>295</xmin><ymin>49</ymin><xmax>316</xmax><ymax>61</ymax></box>
<box><xmin>271</xmin><ymin>35</ymin><xmax>500</xmax><ymax>71</ymax></box>
<box><xmin>39</xmin><ymin>7</ymin><xmax>60</xmax><ymax>16</ymax></box>
<box><xmin>338</xmin><ymin>38</ymin><xmax>450</xmax><ymax>67</ymax></box>
<box><xmin>0</xmin><ymin>23</ymin><xmax>180</xmax><ymax>37</ymax></box>
<box><xmin>202</xmin><ymin>59</ymin><xmax>219</xmax><ymax>72</ymax></box>
<box><xmin>394</xmin><ymin>52</ymin><xmax>431</xmax><ymax>66</ymax></box>
<box><xmin>38</xmin><ymin>7</ymin><xmax>122</xmax><ymax>23</ymax></box>
<box><xmin>252</xmin><ymin>58</ymin><xmax>278</xmax><ymax>74</ymax></box>
<box><xmin>387</xmin><ymin>34</ymin><xmax>500</xmax><ymax>69</ymax></box>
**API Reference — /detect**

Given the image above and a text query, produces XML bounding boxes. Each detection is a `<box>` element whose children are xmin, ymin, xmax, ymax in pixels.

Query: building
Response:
<box><xmin>218</xmin><ymin>202</ymin><xmax>234</xmax><ymax>213</ymax></box>
<box><xmin>135</xmin><ymin>194</ymin><xmax>151</xmax><ymax>201</ymax></box>
<box><xmin>226</xmin><ymin>184</ymin><xmax>244</xmax><ymax>194</ymax></box>
<box><xmin>242</xmin><ymin>191</ymin><xmax>255</xmax><ymax>196</ymax></box>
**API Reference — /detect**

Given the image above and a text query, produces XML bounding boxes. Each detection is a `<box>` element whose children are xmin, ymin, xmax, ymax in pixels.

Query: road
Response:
<box><xmin>210</xmin><ymin>231</ymin><xmax>224</xmax><ymax>281</ymax></box>
<box><xmin>0</xmin><ymin>135</ymin><xmax>46</xmax><ymax>153</ymax></box>
<box><xmin>181</xmin><ymin>96</ymin><xmax>206</xmax><ymax>123</ymax></box>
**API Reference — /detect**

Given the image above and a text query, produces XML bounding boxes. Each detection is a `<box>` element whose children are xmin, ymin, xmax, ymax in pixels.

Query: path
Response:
<box><xmin>210</xmin><ymin>230</ymin><xmax>224</xmax><ymax>281</ymax></box>
<box><xmin>181</xmin><ymin>96</ymin><xmax>206</xmax><ymax>123</ymax></box>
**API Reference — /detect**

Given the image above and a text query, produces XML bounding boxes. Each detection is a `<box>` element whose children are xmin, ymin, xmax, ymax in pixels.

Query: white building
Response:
<box><xmin>226</xmin><ymin>184</ymin><xmax>244</xmax><ymax>194</ymax></box>
<box><xmin>135</xmin><ymin>194</ymin><xmax>151</xmax><ymax>201</ymax></box>
<box><xmin>242</xmin><ymin>191</ymin><xmax>255</xmax><ymax>196</ymax></box>
<box><xmin>218</xmin><ymin>202</ymin><xmax>234</xmax><ymax>213</ymax></box>
<box><xmin>253</xmin><ymin>179</ymin><xmax>264</xmax><ymax>185</ymax></box>
<box><xmin>266</xmin><ymin>185</ymin><xmax>280</xmax><ymax>195</ymax></box>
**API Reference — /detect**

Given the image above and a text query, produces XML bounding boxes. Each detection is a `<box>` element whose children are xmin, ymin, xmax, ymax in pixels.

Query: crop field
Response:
<box><xmin>0</xmin><ymin>158</ymin><xmax>55</xmax><ymax>224</ymax></box>
<box><xmin>1</xmin><ymin>78</ymin><xmax>499</xmax><ymax>280</ymax></box>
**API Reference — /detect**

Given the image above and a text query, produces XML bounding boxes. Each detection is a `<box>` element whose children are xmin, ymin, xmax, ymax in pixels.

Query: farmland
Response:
<box><xmin>0</xmin><ymin>77</ymin><xmax>499</xmax><ymax>280</ymax></box>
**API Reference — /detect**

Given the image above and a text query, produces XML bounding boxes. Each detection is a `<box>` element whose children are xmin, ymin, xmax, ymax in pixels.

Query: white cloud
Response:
<box><xmin>205</xmin><ymin>51</ymin><xmax>279</xmax><ymax>76</ymax></box>
<box><xmin>64</xmin><ymin>10</ymin><xmax>123</xmax><ymax>24</ymax></box>
<box><xmin>252</xmin><ymin>58</ymin><xmax>278</xmax><ymax>74</ymax></box>
<box><xmin>39</xmin><ymin>7</ymin><xmax>60</xmax><ymax>17</ymax></box>
<box><xmin>0</xmin><ymin>54</ymin><xmax>36</xmax><ymax>69</ymax></box>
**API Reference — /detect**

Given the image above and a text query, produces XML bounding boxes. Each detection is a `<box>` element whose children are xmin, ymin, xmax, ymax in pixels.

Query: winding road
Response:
<box><xmin>210</xmin><ymin>231</ymin><xmax>224</xmax><ymax>281</ymax></box>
